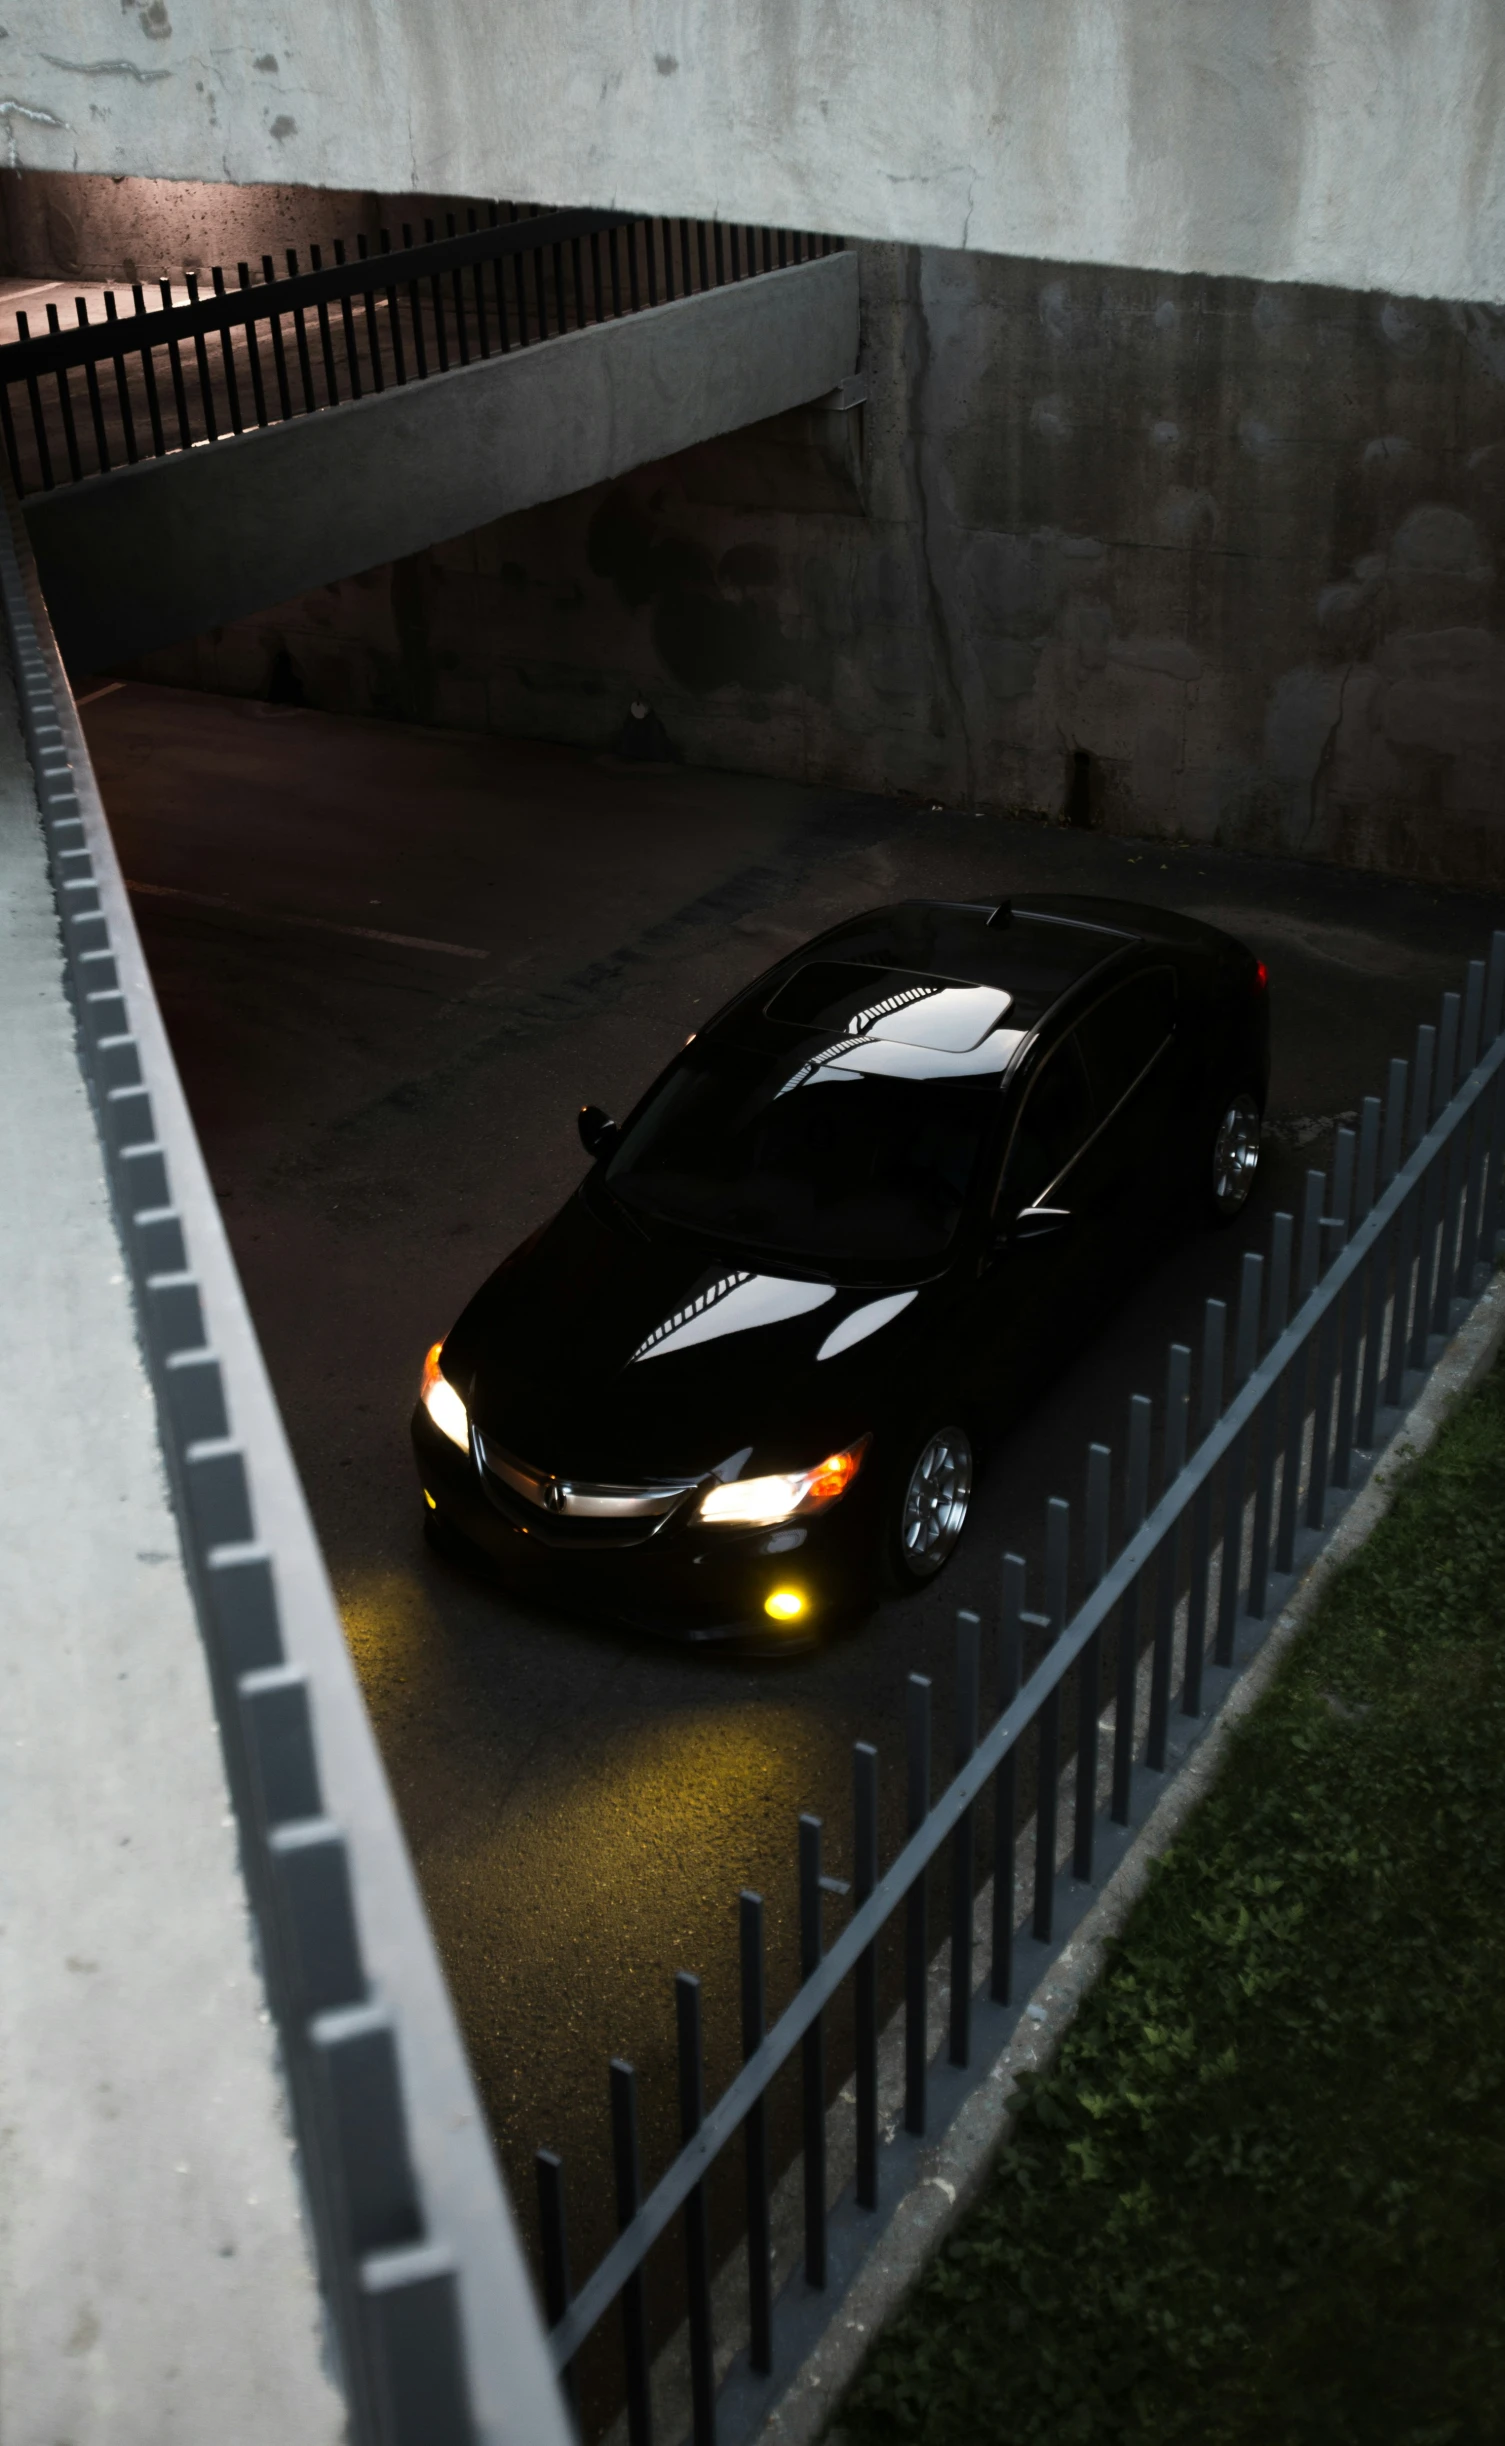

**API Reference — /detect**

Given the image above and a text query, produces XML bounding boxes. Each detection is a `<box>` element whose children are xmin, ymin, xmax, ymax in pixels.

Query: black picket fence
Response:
<box><xmin>533</xmin><ymin>934</ymin><xmax>1505</xmax><ymax>2446</ymax></box>
<box><xmin>0</xmin><ymin>206</ymin><xmax>841</xmax><ymax>496</ymax></box>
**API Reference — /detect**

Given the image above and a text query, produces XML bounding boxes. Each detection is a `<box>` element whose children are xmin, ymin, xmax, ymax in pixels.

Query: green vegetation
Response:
<box><xmin>842</xmin><ymin>1357</ymin><xmax>1505</xmax><ymax>2446</ymax></box>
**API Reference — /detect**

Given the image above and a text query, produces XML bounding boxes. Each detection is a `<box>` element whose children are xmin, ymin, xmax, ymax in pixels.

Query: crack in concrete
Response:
<box><xmin>40</xmin><ymin>53</ymin><xmax>172</xmax><ymax>81</ymax></box>
<box><xmin>905</xmin><ymin>249</ymin><xmax>973</xmax><ymax>804</ymax></box>
<box><xmin>1306</xmin><ymin>658</ymin><xmax>1357</xmax><ymax>851</ymax></box>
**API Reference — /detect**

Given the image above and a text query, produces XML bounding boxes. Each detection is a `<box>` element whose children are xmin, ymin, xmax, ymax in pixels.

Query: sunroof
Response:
<box><xmin>766</xmin><ymin>962</ymin><xmax>1015</xmax><ymax>1053</ymax></box>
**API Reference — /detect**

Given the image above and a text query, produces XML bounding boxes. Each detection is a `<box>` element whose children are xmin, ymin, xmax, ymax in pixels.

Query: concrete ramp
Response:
<box><xmin>25</xmin><ymin>248</ymin><xmax>857</xmax><ymax>673</ymax></box>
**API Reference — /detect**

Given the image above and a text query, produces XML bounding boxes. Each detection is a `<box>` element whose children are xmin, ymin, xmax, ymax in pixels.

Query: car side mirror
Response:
<box><xmin>1010</xmin><ymin>1204</ymin><xmax>1071</xmax><ymax>1244</ymax></box>
<box><xmin>578</xmin><ymin>1104</ymin><xmax>620</xmax><ymax>1160</ymax></box>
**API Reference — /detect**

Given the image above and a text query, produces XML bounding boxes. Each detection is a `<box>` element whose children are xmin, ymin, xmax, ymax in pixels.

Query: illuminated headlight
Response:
<box><xmin>420</xmin><ymin>1342</ymin><xmax>470</xmax><ymax>1450</ymax></box>
<box><xmin>698</xmin><ymin>1439</ymin><xmax>867</xmax><ymax>1529</ymax></box>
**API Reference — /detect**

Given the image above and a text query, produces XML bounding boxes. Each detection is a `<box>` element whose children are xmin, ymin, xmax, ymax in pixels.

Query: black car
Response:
<box><xmin>413</xmin><ymin>894</ymin><xmax>1268</xmax><ymax>1641</ymax></box>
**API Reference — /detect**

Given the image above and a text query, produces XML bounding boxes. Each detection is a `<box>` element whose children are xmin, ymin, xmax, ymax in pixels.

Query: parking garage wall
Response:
<box><xmin>119</xmin><ymin>242</ymin><xmax>1505</xmax><ymax>889</ymax></box>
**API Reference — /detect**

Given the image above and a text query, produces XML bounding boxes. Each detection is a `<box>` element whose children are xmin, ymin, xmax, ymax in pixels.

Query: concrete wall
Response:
<box><xmin>29</xmin><ymin>250</ymin><xmax>859</xmax><ymax>671</ymax></box>
<box><xmin>124</xmin><ymin>243</ymin><xmax>1505</xmax><ymax>888</ymax></box>
<box><xmin>0</xmin><ymin>168</ymin><xmax>500</xmax><ymax>284</ymax></box>
<box><xmin>2</xmin><ymin>2</ymin><xmax>1502</xmax><ymax>304</ymax></box>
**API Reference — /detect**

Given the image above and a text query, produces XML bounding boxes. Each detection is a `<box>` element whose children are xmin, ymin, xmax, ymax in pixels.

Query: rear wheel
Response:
<box><xmin>1207</xmin><ymin>1089</ymin><xmax>1262</xmax><ymax>1224</ymax></box>
<box><xmin>883</xmin><ymin>1423</ymin><xmax>974</xmax><ymax>1592</ymax></box>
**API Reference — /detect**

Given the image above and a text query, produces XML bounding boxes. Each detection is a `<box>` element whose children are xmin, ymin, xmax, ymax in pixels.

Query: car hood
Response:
<box><xmin>443</xmin><ymin>1188</ymin><xmax>940</xmax><ymax>1481</ymax></box>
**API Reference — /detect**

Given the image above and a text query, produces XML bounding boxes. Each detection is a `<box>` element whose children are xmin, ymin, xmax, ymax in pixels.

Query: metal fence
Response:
<box><xmin>0</xmin><ymin>469</ymin><xmax>569</xmax><ymax>2442</ymax></box>
<box><xmin>0</xmin><ymin>206</ymin><xmax>842</xmax><ymax>497</ymax></box>
<box><xmin>534</xmin><ymin>935</ymin><xmax>1505</xmax><ymax>2445</ymax></box>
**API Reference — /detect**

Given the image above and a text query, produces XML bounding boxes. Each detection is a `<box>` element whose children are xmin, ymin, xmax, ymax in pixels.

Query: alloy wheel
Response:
<box><xmin>1212</xmin><ymin>1092</ymin><xmax>1262</xmax><ymax>1216</ymax></box>
<box><xmin>900</xmin><ymin>1427</ymin><xmax>973</xmax><ymax>1577</ymax></box>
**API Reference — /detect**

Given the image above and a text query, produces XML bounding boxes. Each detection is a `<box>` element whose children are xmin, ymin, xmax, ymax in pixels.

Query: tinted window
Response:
<box><xmin>1075</xmin><ymin>969</ymin><xmax>1176</xmax><ymax>1114</ymax></box>
<box><xmin>1003</xmin><ymin>1038</ymin><xmax>1093</xmax><ymax>1213</ymax></box>
<box><xmin>606</xmin><ymin>1046</ymin><xmax>997</xmax><ymax>1264</ymax></box>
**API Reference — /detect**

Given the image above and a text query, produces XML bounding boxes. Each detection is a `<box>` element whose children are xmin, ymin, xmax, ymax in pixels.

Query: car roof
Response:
<box><xmin>702</xmin><ymin>894</ymin><xmax>1246</xmax><ymax>1071</ymax></box>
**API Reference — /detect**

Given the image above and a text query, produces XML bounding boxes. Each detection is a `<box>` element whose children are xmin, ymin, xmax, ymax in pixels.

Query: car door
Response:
<box><xmin>969</xmin><ymin>1027</ymin><xmax>1100</xmax><ymax>1408</ymax></box>
<box><xmin>1070</xmin><ymin>964</ymin><xmax>1181</xmax><ymax>1260</ymax></box>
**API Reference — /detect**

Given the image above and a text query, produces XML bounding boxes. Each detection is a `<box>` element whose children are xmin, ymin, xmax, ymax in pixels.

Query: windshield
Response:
<box><xmin>605</xmin><ymin>1043</ymin><xmax>999</xmax><ymax>1263</ymax></box>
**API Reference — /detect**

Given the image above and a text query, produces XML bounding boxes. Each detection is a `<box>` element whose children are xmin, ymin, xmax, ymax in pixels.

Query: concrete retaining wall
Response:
<box><xmin>26</xmin><ymin>249</ymin><xmax>859</xmax><ymax>671</ymax></box>
<box><xmin>122</xmin><ymin>242</ymin><xmax>1505</xmax><ymax>889</ymax></box>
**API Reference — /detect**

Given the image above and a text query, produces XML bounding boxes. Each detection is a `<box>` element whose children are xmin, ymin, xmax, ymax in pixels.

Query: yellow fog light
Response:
<box><xmin>764</xmin><ymin>1588</ymin><xmax>807</xmax><ymax>1624</ymax></box>
<box><xmin>422</xmin><ymin>1489</ymin><xmax>437</xmax><ymax>1511</ymax></box>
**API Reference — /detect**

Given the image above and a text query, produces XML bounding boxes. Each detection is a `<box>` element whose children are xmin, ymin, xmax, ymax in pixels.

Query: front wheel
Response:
<box><xmin>1207</xmin><ymin>1089</ymin><xmax>1262</xmax><ymax>1225</ymax></box>
<box><xmin>883</xmin><ymin>1423</ymin><xmax>974</xmax><ymax>1592</ymax></box>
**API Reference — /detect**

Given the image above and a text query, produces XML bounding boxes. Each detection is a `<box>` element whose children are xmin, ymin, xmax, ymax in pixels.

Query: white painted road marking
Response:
<box><xmin>124</xmin><ymin>878</ymin><xmax>490</xmax><ymax>958</ymax></box>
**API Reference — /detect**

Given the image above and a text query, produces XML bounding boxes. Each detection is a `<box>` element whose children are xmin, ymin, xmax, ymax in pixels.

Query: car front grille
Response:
<box><xmin>472</xmin><ymin>1429</ymin><xmax>699</xmax><ymax>1548</ymax></box>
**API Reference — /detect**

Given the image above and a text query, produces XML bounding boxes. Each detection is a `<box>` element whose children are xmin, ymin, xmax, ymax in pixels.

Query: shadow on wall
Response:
<box><xmin>108</xmin><ymin>248</ymin><xmax>1505</xmax><ymax>890</ymax></box>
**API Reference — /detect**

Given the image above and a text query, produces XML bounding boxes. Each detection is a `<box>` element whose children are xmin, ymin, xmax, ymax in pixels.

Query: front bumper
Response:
<box><xmin>411</xmin><ymin>1405</ymin><xmax>878</xmax><ymax>1642</ymax></box>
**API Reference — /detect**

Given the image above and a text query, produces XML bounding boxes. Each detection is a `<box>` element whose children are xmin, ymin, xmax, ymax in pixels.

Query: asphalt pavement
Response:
<box><xmin>81</xmin><ymin>679</ymin><xmax>1505</xmax><ymax>2367</ymax></box>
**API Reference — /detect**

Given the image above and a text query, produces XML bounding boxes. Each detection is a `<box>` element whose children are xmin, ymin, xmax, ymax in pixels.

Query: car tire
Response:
<box><xmin>1206</xmin><ymin>1087</ymin><xmax>1263</xmax><ymax>1226</ymax></box>
<box><xmin>882</xmin><ymin>1422</ymin><xmax>975</xmax><ymax>1593</ymax></box>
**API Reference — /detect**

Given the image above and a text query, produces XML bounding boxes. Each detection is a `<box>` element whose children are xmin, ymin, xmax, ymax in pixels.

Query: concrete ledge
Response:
<box><xmin>27</xmin><ymin>251</ymin><xmax>859</xmax><ymax>671</ymax></box>
<box><xmin>765</xmin><ymin>1269</ymin><xmax>1505</xmax><ymax>2446</ymax></box>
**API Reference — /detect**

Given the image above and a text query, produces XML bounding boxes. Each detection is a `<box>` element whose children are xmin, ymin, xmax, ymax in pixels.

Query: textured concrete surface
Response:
<box><xmin>78</xmin><ymin>677</ymin><xmax>1505</xmax><ymax>2423</ymax></box>
<box><xmin>131</xmin><ymin>241</ymin><xmax>1505</xmax><ymax>889</ymax></box>
<box><xmin>28</xmin><ymin>249</ymin><xmax>858</xmax><ymax>670</ymax></box>
<box><xmin>0</xmin><ymin>672</ymin><xmax>342</xmax><ymax>2439</ymax></box>
<box><xmin>2</xmin><ymin>3</ymin><xmax>1503</xmax><ymax>301</ymax></box>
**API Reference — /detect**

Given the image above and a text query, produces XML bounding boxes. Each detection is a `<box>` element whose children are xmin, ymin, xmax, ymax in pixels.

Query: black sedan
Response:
<box><xmin>412</xmin><ymin>894</ymin><xmax>1268</xmax><ymax>1641</ymax></box>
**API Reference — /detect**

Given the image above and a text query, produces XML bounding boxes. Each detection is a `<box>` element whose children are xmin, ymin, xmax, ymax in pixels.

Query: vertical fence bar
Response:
<box><xmin>1396</xmin><ymin>1024</ymin><xmax>1435</xmax><ymax>1381</ymax></box>
<box><xmin>738</xmin><ymin>1892</ymin><xmax>772</xmax><ymax>2374</ymax></box>
<box><xmin>158</xmin><ymin>280</ymin><xmax>192</xmax><ymax>444</ymax></box>
<box><xmin>1458</xmin><ymin>964</ymin><xmax>1488</xmax><ymax>1288</ymax></box>
<box><xmin>354</xmin><ymin>236</ymin><xmax>387</xmax><ymax>389</ymax></box>
<box><xmin>127</xmin><ymin>283</ymin><xmax>165</xmax><ymax>459</ymax></box>
<box><xmin>73</xmin><ymin>300</ymin><xmax>111</xmax><ymax>473</ymax></box>
<box><xmin>16</xmin><ymin>310</ymin><xmax>54</xmax><ymax>489</ymax></box>
<box><xmin>1366</xmin><ymin>1058</ymin><xmax>1408</xmax><ymax>1433</ymax></box>
<box><xmin>1276</xmin><ymin>1171</ymin><xmax>1326</xmax><ymax>1572</ymax></box>
<box><xmin>0</xmin><ymin>370</ymin><xmax>23</xmax><ymax>494</ymax></box>
<box><xmin>610</xmin><ymin>2060</ymin><xmax>652</xmax><ymax>2446</ymax></box>
<box><xmin>1112</xmin><ymin>1397</ymin><xmax>1151</xmax><ymax>1822</ymax></box>
<box><xmin>401</xmin><ymin>228</ymin><xmax>431</xmax><ymax>378</ymax></box>
<box><xmin>306</xmin><ymin>244</ymin><xmax>342</xmax><ymax>397</ymax></box>
<box><xmin>535</xmin><ymin>2151</ymin><xmax>578</xmax><ymax>2423</ymax></box>
<box><xmin>235</xmin><ymin>266</ymin><xmax>270</xmax><ymax>425</ymax></box>
<box><xmin>330</xmin><ymin>240</ymin><xmax>366</xmax><ymax>394</ymax></box>
<box><xmin>45</xmin><ymin>305</ymin><xmax>84</xmax><ymax>478</ymax></box>
<box><xmin>675</xmin><ymin>1976</ymin><xmax>716</xmax><ymax>2446</ymax></box>
<box><xmin>1182</xmin><ymin>1299</ymin><xmax>1226</xmax><ymax>1717</ymax></box>
<box><xmin>208</xmin><ymin>267</ymin><xmax>246</xmax><ymax>430</ymax></box>
<box><xmin>1434</xmin><ymin>986</ymin><xmax>1470</xmax><ymax>1325</ymax></box>
<box><xmin>1335</xmin><ymin>1106</ymin><xmax>1377</xmax><ymax>1486</ymax></box>
<box><xmin>380</xmin><ymin>233</ymin><xmax>410</xmax><ymax>382</ymax></box>
<box><xmin>798</xmin><ymin>1816</ymin><xmax>827</xmax><ymax>2291</ymax></box>
<box><xmin>1032</xmin><ymin>1500</ymin><xmax>1069</xmax><ymax>1942</ymax></box>
<box><xmin>852</xmin><ymin>1745</ymin><xmax>879</xmax><ymax>2214</ymax></box>
<box><xmin>260</xmin><ymin>257</ymin><xmax>295</xmax><ymax>418</ymax></box>
<box><xmin>182</xmin><ymin>275</ymin><xmax>220</xmax><ymax>439</ymax></box>
<box><xmin>1073</xmin><ymin>1447</ymin><xmax>1111</xmax><ymax>1877</ymax></box>
<box><xmin>904</xmin><ymin>1674</ymin><xmax>930</xmax><ymax>2136</ymax></box>
<box><xmin>285</xmin><ymin>250</ymin><xmax>318</xmax><ymax>410</ymax></box>
<box><xmin>1215</xmin><ymin>1254</ymin><xmax>1263</xmax><ymax>1665</ymax></box>
<box><xmin>1415</xmin><ymin>996</ymin><xmax>1458</xmax><ymax>1347</ymax></box>
<box><xmin>1248</xmin><ymin>1214</ymin><xmax>1292</xmax><ymax>1618</ymax></box>
<box><xmin>1306</xmin><ymin>1131</ymin><xmax>1353</xmax><ymax>1527</ymax></box>
<box><xmin>1306</xmin><ymin>1217</ymin><xmax>1346</xmax><ymax>1528</ymax></box>
<box><xmin>990</xmin><ymin>1558</ymin><xmax>1024</xmax><ymax>2006</ymax></box>
<box><xmin>949</xmin><ymin>1612</ymin><xmax>980</xmax><ymax>2067</ymax></box>
<box><xmin>1148</xmin><ymin>1343</ymin><xmax>1190</xmax><ymax>1768</ymax></box>
<box><xmin>1481</xmin><ymin>937</ymin><xmax>1505</xmax><ymax>1263</ymax></box>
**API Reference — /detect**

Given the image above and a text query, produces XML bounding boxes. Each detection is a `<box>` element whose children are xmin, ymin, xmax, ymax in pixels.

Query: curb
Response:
<box><xmin>761</xmin><ymin>1268</ymin><xmax>1505</xmax><ymax>2446</ymax></box>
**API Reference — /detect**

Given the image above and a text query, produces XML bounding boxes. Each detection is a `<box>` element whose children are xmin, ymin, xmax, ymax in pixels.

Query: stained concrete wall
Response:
<box><xmin>122</xmin><ymin>243</ymin><xmax>1505</xmax><ymax>888</ymax></box>
<box><xmin>3</xmin><ymin>2</ymin><xmax>1503</xmax><ymax>304</ymax></box>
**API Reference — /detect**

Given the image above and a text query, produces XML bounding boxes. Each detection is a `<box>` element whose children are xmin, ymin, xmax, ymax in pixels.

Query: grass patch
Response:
<box><xmin>842</xmin><ymin>1357</ymin><xmax>1505</xmax><ymax>2446</ymax></box>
